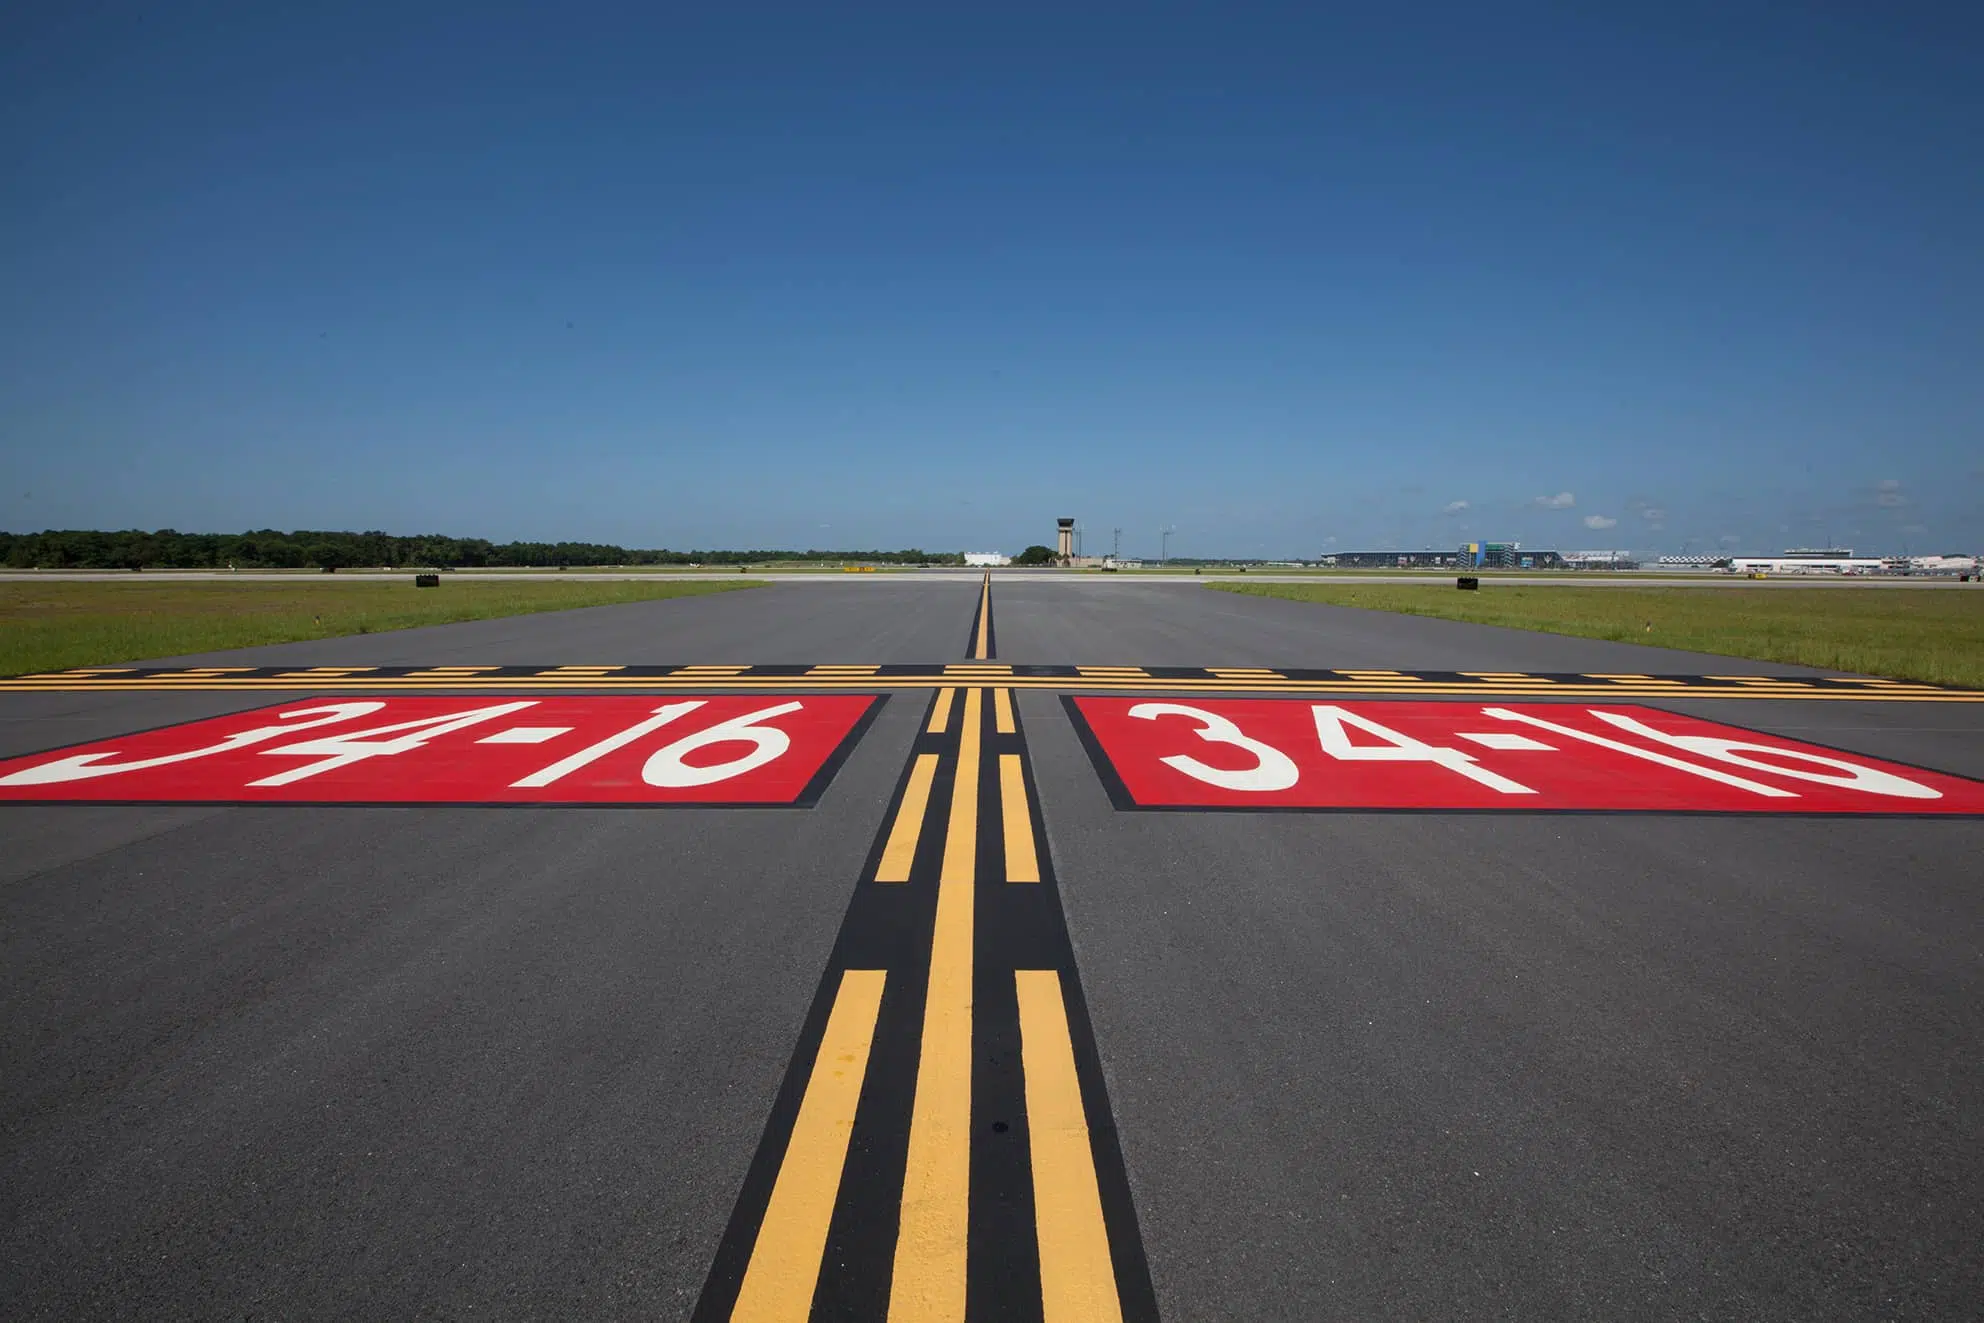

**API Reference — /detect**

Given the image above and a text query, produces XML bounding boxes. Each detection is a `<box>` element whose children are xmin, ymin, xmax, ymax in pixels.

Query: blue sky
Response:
<box><xmin>4</xmin><ymin>2</ymin><xmax>1980</xmax><ymax>557</ymax></box>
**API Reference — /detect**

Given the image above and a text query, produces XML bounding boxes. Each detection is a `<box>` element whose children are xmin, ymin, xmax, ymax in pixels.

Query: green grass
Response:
<box><xmin>0</xmin><ymin>578</ymin><xmax>764</xmax><ymax>676</ymax></box>
<box><xmin>1208</xmin><ymin>582</ymin><xmax>1984</xmax><ymax>688</ymax></box>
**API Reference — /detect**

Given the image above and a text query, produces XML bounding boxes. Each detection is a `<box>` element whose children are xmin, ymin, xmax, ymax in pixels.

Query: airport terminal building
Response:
<box><xmin>1320</xmin><ymin>543</ymin><xmax>1565</xmax><ymax>570</ymax></box>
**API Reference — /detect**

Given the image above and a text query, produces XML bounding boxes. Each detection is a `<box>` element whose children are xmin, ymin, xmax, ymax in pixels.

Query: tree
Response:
<box><xmin>1013</xmin><ymin>544</ymin><xmax>1056</xmax><ymax>566</ymax></box>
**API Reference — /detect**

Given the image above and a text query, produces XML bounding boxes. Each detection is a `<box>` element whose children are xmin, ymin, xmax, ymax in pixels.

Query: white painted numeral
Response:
<box><xmin>250</xmin><ymin>701</ymin><xmax>541</xmax><ymax>786</ymax></box>
<box><xmin>1483</xmin><ymin>707</ymin><xmax>1795</xmax><ymax>797</ymax></box>
<box><xmin>1125</xmin><ymin>702</ymin><xmax>1300</xmax><ymax>792</ymax></box>
<box><xmin>0</xmin><ymin>702</ymin><xmax>386</xmax><ymax>786</ymax></box>
<box><xmin>1586</xmin><ymin>711</ymin><xmax>1939</xmax><ymax>800</ymax></box>
<box><xmin>1311</xmin><ymin>705</ymin><xmax>1535</xmax><ymax>794</ymax></box>
<box><xmin>641</xmin><ymin>701</ymin><xmax>806</xmax><ymax>787</ymax></box>
<box><xmin>513</xmin><ymin>702</ymin><xmax>705</xmax><ymax>787</ymax></box>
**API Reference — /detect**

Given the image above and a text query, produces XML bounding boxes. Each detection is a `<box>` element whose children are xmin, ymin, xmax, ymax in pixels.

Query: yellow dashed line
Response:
<box><xmin>876</xmin><ymin>754</ymin><xmax>941</xmax><ymax>883</ymax></box>
<box><xmin>731</xmin><ymin>969</ymin><xmax>887</xmax><ymax>1322</ymax></box>
<box><xmin>999</xmin><ymin>754</ymin><xmax>1039</xmax><ymax>883</ymax></box>
<box><xmin>926</xmin><ymin>687</ymin><xmax>956</xmax><ymax>735</ymax></box>
<box><xmin>1017</xmin><ymin>970</ymin><xmax>1125</xmax><ymax>1323</ymax></box>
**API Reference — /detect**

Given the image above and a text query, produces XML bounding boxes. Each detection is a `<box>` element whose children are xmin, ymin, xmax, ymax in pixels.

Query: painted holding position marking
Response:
<box><xmin>0</xmin><ymin>695</ymin><xmax>881</xmax><ymax>805</ymax></box>
<box><xmin>9</xmin><ymin>664</ymin><xmax>1981</xmax><ymax>701</ymax></box>
<box><xmin>1069</xmin><ymin>697</ymin><xmax>1984</xmax><ymax>814</ymax></box>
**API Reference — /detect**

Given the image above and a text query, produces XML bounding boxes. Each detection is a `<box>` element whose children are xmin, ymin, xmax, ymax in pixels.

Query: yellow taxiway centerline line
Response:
<box><xmin>890</xmin><ymin>687</ymin><xmax>980</xmax><ymax>1322</ymax></box>
<box><xmin>730</xmin><ymin>968</ymin><xmax>887</xmax><ymax>1323</ymax></box>
<box><xmin>974</xmin><ymin>575</ymin><xmax>991</xmax><ymax>660</ymax></box>
<box><xmin>1016</xmin><ymin>969</ymin><xmax>1124</xmax><ymax>1323</ymax></box>
<box><xmin>992</xmin><ymin>686</ymin><xmax>1016</xmax><ymax>734</ymax></box>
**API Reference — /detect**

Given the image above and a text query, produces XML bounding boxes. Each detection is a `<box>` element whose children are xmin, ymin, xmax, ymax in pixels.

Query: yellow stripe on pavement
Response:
<box><xmin>1000</xmin><ymin>753</ymin><xmax>1039</xmax><ymax>883</ymax></box>
<box><xmin>993</xmin><ymin>686</ymin><xmax>1016</xmax><ymax>734</ymax></box>
<box><xmin>939</xmin><ymin>688</ymin><xmax>982</xmax><ymax>885</ymax></box>
<box><xmin>927</xmin><ymin>687</ymin><xmax>956</xmax><ymax>735</ymax></box>
<box><xmin>974</xmin><ymin>575</ymin><xmax>991</xmax><ymax>660</ymax></box>
<box><xmin>890</xmin><ymin>687</ymin><xmax>980</xmax><ymax>1322</ymax></box>
<box><xmin>731</xmin><ymin>968</ymin><xmax>887</xmax><ymax>1323</ymax></box>
<box><xmin>1016</xmin><ymin>969</ymin><xmax>1123</xmax><ymax>1323</ymax></box>
<box><xmin>876</xmin><ymin>754</ymin><xmax>940</xmax><ymax>883</ymax></box>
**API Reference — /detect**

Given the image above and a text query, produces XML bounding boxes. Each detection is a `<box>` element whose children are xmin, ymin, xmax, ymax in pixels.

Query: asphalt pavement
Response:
<box><xmin>3</xmin><ymin>577</ymin><xmax>1979</xmax><ymax>1320</ymax></box>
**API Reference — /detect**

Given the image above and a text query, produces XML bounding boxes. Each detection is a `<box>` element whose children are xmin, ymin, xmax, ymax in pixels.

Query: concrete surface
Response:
<box><xmin>2</xmin><ymin>578</ymin><xmax>1979</xmax><ymax>1320</ymax></box>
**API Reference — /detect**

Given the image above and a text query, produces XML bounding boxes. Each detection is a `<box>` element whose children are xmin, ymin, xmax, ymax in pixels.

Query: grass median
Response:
<box><xmin>1208</xmin><ymin>582</ymin><xmax>1984</xmax><ymax>688</ymax></box>
<box><xmin>0</xmin><ymin>578</ymin><xmax>764</xmax><ymax>676</ymax></box>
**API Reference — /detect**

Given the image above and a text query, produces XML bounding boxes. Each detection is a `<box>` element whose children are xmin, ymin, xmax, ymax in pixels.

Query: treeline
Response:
<box><xmin>0</xmin><ymin>529</ymin><xmax>965</xmax><ymax>570</ymax></box>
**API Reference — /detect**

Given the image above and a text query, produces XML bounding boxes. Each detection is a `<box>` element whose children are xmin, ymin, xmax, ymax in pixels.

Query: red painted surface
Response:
<box><xmin>0</xmin><ymin>695</ymin><xmax>879</xmax><ymax>805</ymax></box>
<box><xmin>1072</xmin><ymin>697</ymin><xmax>1984</xmax><ymax>814</ymax></box>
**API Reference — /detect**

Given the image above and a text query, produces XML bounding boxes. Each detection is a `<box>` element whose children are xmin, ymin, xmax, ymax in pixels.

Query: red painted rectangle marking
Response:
<box><xmin>0</xmin><ymin>695</ymin><xmax>881</xmax><ymax>806</ymax></box>
<box><xmin>1068</xmin><ymin>697</ymin><xmax>1984</xmax><ymax>815</ymax></box>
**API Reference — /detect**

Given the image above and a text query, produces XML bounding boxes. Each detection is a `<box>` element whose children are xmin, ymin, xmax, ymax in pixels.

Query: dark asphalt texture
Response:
<box><xmin>4</xmin><ymin>578</ymin><xmax>1981</xmax><ymax>1320</ymax></box>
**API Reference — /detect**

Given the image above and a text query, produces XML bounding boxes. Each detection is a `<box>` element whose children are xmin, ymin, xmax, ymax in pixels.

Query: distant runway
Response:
<box><xmin>4</xmin><ymin>576</ymin><xmax>1979</xmax><ymax>1319</ymax></box>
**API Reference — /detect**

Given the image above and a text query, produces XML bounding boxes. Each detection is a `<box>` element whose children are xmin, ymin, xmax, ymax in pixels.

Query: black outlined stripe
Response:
<box><xmin>6</xmin><ymin>665</ymin><xmax>1976</xmax><ymax>700</ymax></box>
<box><xmin>964</xmin><ymin>573</ymin><xmax>997</xmax><ymax>661</ymax></box>
<box><xmin>691</xmin><ymin>688</ymin><xmax>1157</xmax><ymax>1321</ymax></box>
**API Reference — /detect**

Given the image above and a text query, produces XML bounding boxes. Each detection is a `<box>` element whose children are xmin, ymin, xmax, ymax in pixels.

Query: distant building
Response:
<box><xmin>1316</xmin><ymin>546</ymin><xmax>1565</xmax><ymax>570</ymax></box>
<box><xmin>1729</xmin><ymin>555</ymin><xmax>1885</xmax><ymax>574</ymax></box>
<box><xmin>1563</xmin><ymin>550</ymin><xmax>1638</xmax><ymax>570</ymax></box>
<box><xmin>1906</xmin><ymin>554</ymin><xmax>1979</xmax><ymax>574</ymax></box>
<box><xmin>963</xmin><ymin>552</ymin><xmax>1010</xmax><ymax>567</ymax></box>
<box><xmin>1322</xmin><ymin>550</ymin><xmax>1459</xmax><ymax>569</ymax></box>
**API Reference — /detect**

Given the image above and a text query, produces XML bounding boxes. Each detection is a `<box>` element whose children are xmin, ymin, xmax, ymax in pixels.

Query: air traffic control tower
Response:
<box><xmin>1056</xmin><ymin>518</ymin><xmax>1075</xmax><ymax>562</ymax></box>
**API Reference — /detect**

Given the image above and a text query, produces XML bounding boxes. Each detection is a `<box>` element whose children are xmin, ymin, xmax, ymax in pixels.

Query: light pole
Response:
<box><xmin>1160</xmin><ymin>526</ymin><xmax>1176</xmax><ymax>562</ymax></box>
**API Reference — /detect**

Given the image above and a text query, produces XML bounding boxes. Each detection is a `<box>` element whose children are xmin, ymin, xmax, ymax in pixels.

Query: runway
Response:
<box><xmin>3</xmin><ymin>577</ymin><xmax>1980</xmax><ymax>1320</ymax></box>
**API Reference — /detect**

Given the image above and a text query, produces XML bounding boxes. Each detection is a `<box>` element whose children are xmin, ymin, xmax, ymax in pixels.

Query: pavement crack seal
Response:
<box><xmin>693</xmin><ymin>686</ymin><xmax>1157</xmax><ymax>1322</ymax></box>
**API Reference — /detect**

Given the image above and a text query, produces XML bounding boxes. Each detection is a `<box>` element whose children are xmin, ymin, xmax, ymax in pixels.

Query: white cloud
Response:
<box><xmin>1583</xmin><ymin>514</ymin><xmax>1617</xmax><ymax>530</ymax></box>
<box><xmin>1533</xmin><ymin>491</ymin><xmax>1575</xmax><ymax>509</ymax></box>
<box><xmin>1441</xmin><ymin>500</ymin><xmax>1469</xmax><ymax>515</ymax></box>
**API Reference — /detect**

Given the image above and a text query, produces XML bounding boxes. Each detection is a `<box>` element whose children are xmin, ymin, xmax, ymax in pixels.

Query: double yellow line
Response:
<box><xmin>729</xmin><ymin>686</ymin><xmax>1120</xmax><ymax>1323</ymax></box>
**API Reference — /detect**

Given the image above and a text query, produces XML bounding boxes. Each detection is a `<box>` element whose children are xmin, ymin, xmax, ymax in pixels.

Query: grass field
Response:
<box><xmin>0</xmin><ymin>579</ymin><xmax>763</xmax><ymax>677</ymax></box>
<box><xmin>1208</xmin><ymin>582</ymin><xmax>1984</xmax><ymax>688</ymax></box>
